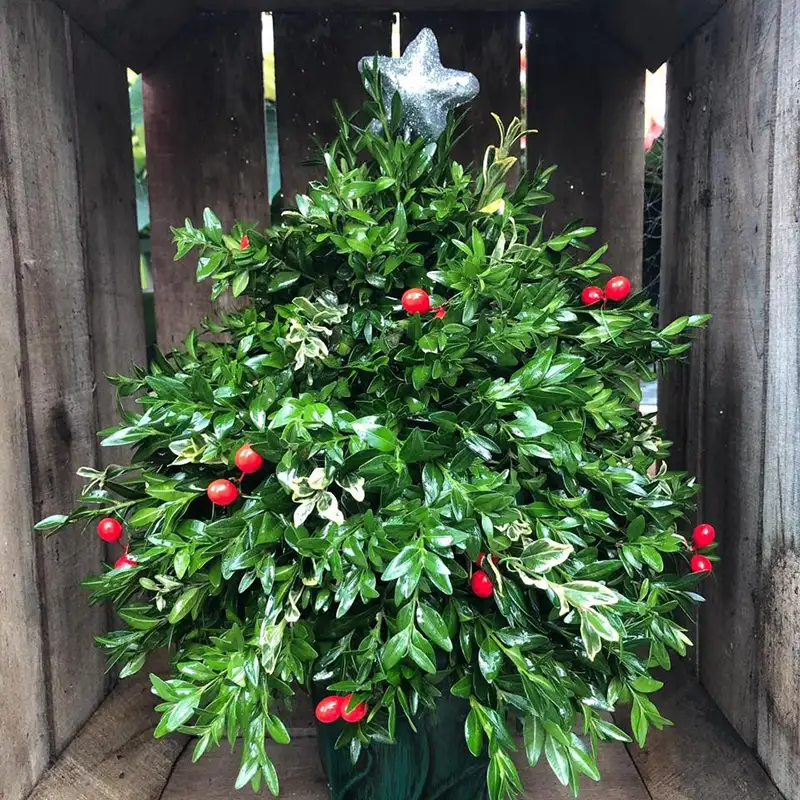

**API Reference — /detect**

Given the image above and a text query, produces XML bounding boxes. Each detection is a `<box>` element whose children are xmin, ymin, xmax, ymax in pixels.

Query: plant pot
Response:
<box><xmin>315</xmin><ymin>691</ymin><xmax>488</xmax><ymax>800</ymax></box>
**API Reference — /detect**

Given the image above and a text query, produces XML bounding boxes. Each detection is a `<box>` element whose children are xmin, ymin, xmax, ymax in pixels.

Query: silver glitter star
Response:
<box><xmin>359</xmin><ymin>28</ymin><xmax>480</xmax><ymax>142</ymax></box>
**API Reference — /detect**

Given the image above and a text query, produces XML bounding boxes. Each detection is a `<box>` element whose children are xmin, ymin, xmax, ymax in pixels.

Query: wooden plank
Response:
<box><xmin>272</xmin><ymin>12</ymin><xmax>393</xmax><ymax>204</ymax></box>
<box><xmin>621</xmin><ymin>667</ymin><xmax>783</xmax><ymax>800</ymax></box>
<box><xmin>0</xmin><ymin>0</ymin><xmax>111</xmax><ymax>766</ymax></box>
<box><xmin>661</xmin><ymin>0</ymin><xmax>778</xmax><ymax>748</ymax></box>
<box><xmin>526</xmin><ymin>13</ymin><xmax>645</xmax><ymax>285</ymax></box>
<box><xmin>757</xmin><ymin>1</ymin><xmax>800</xmax><ymax>796</ymax></box>
<box><xmin>162</xmin><ymin>730</ymin><xmax>649</xmax><ymax>799</ymax></box>
<box><xmin>143</xmin><ymin>12</ymin><xmax>268</xmax><ymax>350</ymax></box>
<box><xmin>69</xmin><ymin>22</ymin><xmax>148</xmax><ymax>456</ymax></box>
<box><xmin>401</xmin><ymin>13</ymin><xmax>521</xmax><ymax>172</ymax></box>
<box><xmin>29</xmin><ymin>671</ymin><xmax>188</xmax><ymax>800</ymax></box>
<box><xmin>0</xmin><ymin>5</ymin><xmax>51</xmax><ymax>797</ymax></box>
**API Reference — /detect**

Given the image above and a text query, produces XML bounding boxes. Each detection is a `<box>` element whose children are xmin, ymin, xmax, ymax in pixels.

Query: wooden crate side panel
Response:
<box><xmin>0</xmin><ymin>7</ymin><xmax>51</xmax><ymax>796</ymax></box>
<box><xmin>143</xmin><ymin>13</ymin><xmax>267</xmax><ymax>349</ymax></box>
<box><xmin>527</xmin><ymin>13</ymin><xmax>645</xmax><ymax>284</ymax></box>
<box><xmin>70</xmin><ymin>23</ymin><xmax>147</xmax><ymax>447</ymax></box>
<box><xmin>400</xmin><ymin>12</ymin><xmax>521</xmax><ymax>173</ymax></box>
<box><xmin>662</xmin><ymin>0</ymin><xmax>779</xmax><ymax>748</ymax></box>
<box><xmin>0</xmin><ymin>0</ymin><xmax>111</xmax><ymax>759</ymax></box>
<box><xmin>758</xmin><ymin>1</ymin><xmax>800</xmax><ymax>795</ymax></box>
<box><xmin>273</xmin><ymin>13</ymin><xmax>393</xmax><ymax>204</ymax></box>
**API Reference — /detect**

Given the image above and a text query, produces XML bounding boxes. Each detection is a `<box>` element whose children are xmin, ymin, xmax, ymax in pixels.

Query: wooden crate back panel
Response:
<box><xmin>143</xmin><ymin>12</ymin><xmax>268</xmax><ymax>349</ymax></box>
<box><xmin>527</xmin><ymin>12</ymin><xmax>645</xmax><ymax>283</ymax></box>
<box><xmin>272</xmin><ymin>12</ymin><xmax>394</xmax><ymax>204</ymax></box>
<box><xmin>0</xmin><ymin>2</ymin><xmax>147</xmax><ymax>797</ymax></box>
<box><xmin>400</xmin><ymin>12</ymin><xmax>521</xmax><ymax>175</ymax></box>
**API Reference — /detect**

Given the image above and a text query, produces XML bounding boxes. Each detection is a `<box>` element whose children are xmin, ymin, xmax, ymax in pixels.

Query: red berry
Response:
<box><xmin>207</xmin><ymin>478</ymin><xmax>239</xmax><ymax>506</ymax></box>
<box><xmin>234</xmin><ymin>444</ymin><xmax>264</xmax><ymax>475</ymax></box>
<box><xmin>471</xmin><ymin>570</ymin><xmax>494</xmax><ymax>598</ymax></box>
<box><xmin>692</xmin><ymin>523</ymin><xmax>716</xmax><ymax>549</ymax></box>
<box><xmin>434</xmin><ymin>307</ymin><xmax>447</xmax><ymax>319</ymax></box>
<box><xmin>476</xmin><ymin>552</ymin><xmax>498</xmax><ymax>567</ymax></box>
<box><xmin>240</xmin><ymin>234</ymin><xmax>250</xmax><ymax>250</ymax></box>
<box><xmin>605</xmin><ymin>275</ymin><xmax>631</xmax><ymax>302</ymax></box>
<box><xmin>340</xmin><ymin>694</ymin><xmax>368</xmax><ymax>723</ymax></box>
<box><xmin>580</xmin><ymin>286</ymin><xmax>604</xmax><ymax>306</ymax></box>
<box><xmin>315</xmin><ymin>696</ymin><xmax>342</xmax><ymax>724</ymax></box>
<box><xmin>401</xmin><ymin>288</ymin><xmax>431</xmax><ymax>315</ymax></box>
<box><xmin>97</xmin><ymin>517</ymin><xmax>123</xmax><ymax>543</ymax></box>
<box><xmin>690</xmin><ymin>554</ymin><xmax>712</xmax><ymax>574</ymax></box>
<box><xmin>115</xmin><ymin>553</ymin><xmax>138</xmax><ymax>570</ymax></box>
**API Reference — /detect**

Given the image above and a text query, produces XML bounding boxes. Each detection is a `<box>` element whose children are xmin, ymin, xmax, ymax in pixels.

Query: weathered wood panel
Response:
<box><xmin>70</xmin><ymin>23</ymin><xmax>147</xmax><ymax>451</ymax></box>
<box><xmin>272</xmin><ymin>13</ymin><xmax>393</xmax><ymax>204</ymax></box>
<box><xmin>661</xmin><ymin>0</ymin><xmax>778</xmax><ymax>749</ymax></box>
<box><xmin>29</xmin><ymin>671</ymin><xmax>188</xmax><ymax>800</ymax></box>
<box><xmin>401</xmin><ymin>13</ymin><xmax>521</xmax><ymax>171</ymax></box>
<box><xmin>0</xmin><ymin>7</ymin><xmax>50</xmax><ymax>797</ymax></box>
<box><xmin>162</xmin><ymin>727</ymin><xmax>650</xmax><ymax>799</ymax></box>
<box><xmin>757</xmin><ymin>1</ymin><xmax>800</xmax><ymax>795</ymax></box>
<box><xmin>621</xmin><ymin>666</ymin><xmax>783</xmax><ymax>800</ymax></box>
<box><xmin>143</xmin><ymin>13</ymin><xmax>267</xmax><ymax>349</ymax></box>
<box><xmin>0</xmin><ymin>0</ymin><xmax>111</xmax><ymax>766</ymax></box>
<box><xmin>526</xmin><ymin>13</ymin><xmax>645</xmax><ymax>285</ymax></box>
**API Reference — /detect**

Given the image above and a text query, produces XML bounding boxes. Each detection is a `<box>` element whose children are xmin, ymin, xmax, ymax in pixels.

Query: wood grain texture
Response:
<box><xmin>757</xmin><ymin>1</ymin><xmax>800</xmax><ymax>796</ymax></box>
<box><xmin>143</xmin><ymin>12</ymin><xmax>268</xmax><ymax>350</ymax></box>
<box><xmin>526</xmin><ymin>13</ymin><xmax>645</xmax><ymax>285</ymax></box>
<box><xmin>660</xmin><ymin>0</ymin><xmax>779</xmax><ymax>749</ymax></box>
<box><xmin>0</xmin><ymin>0</ymin><xmax>111</xmax><ymax>763</ymax></box>
<box><xmin>272</xmin><ymin>12</ymin><xmax>393</xmax><ymax>205</ymax></box>
<box><xmin>621</xmin><ymin>667</ymin><xmax>783</xmax><ymax>800</ymax></box>
<box><xmin>69</xmin><ymin>22</ymin><xmax>147</xmax><ymax>455</ymax></box>
<box><xmin>162</xmin><ymin>729</ymin><xmax>650</xmax><ymax>799</ymax></box>
<box><xmin>401</xmin><ymin>13</ymin><xmax>521</xmax><ymax>174</ymax></box>
<box><xmin>29</xmin><ymin>672</ymin><xmax>188</xmax><ymax>800</ymax></box>
<box><xmin>0</xmin><ymin>2</ymin><xmax>51</xmax><ymax>794</ymax></box>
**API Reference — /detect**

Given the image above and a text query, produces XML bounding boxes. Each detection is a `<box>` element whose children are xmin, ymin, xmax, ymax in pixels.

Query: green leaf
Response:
<box><xmin>352</xmin><ymin>417</ymin><xmax>397</xmax><ymax>452</ymax></box>
<box><xmin>268</xmin><ymin>270</ymin><xmax>301</xmax><ymax>292</ymax></box>
<box><xmin>168</xmin><ymin>587</ymin><xmax>201</xmax><ymax>624</ymax></box>
<box><xmin>118</xmin><ymin>605</ymin><xmax>161</xmax><ymax>631</ymax></box>
<box><xmin>422</xmin><ymin>550</ymin><xmax>453</xmax><ymax>594</ymax></box>
<box><xmin>35</xmin><ymin>514</ymin><xmax>69</xmax><ymax>531</ymax></box>
<box><xmin>523</xmin><ymin>716</ymin><xmax>545</xmax><ymax>766</ymax></box>
<box><xmin>521</xmin><ymin>539</ymin><xmax>573</xmax><ymax>574</ymax></box>
<box><xmin>409</xmin><ymin>629</ymin><xmax>437</xmax><ymax>673</ymax></box>
<box><xmin>478</xmin><ymin>638</ymin><xmax>503</xmax><ymax>682</ymax></box>
<box><xmin>382</xmin><ymin>546</ymin><xmax>417</xmax><ymax>581</ymax></box>
<box><xmin>545</xmin><ymin>735</ymin><xmax>570</xmax><ymax>785</ymax></box>
<box><xmin>561</xmin><ymin>581</ymin><xmax>619</xmax><ymax>610</ymax></box>
<box><xmin>382</xmin><ymin>627</ymin><xmax>411</xmax><ymax>669</ymax></box>
<box><xmin>465</xmin><ymin>708</ymin><xmax>484</xmax><ymax>757</ymax></box>
<box><xmin>416</xmin><ymin>603</ymin><xmax>452</xmax><ymax>652</ymax></box>
<box><xmin>508</xmin><ymin>407</ymin><xmax>553</xmax><ymax>439</ymax></box>
<box><xmin>266</xmin><ymin>714</ymin><xmax>291</xmax><ymax>744</ymax></box>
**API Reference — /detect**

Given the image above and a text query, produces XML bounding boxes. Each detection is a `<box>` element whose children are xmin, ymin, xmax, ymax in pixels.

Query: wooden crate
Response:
<box><xmin>1</xmin><ymin>0</ymin><xmax>797</xmax><ymax>798</ymax></box>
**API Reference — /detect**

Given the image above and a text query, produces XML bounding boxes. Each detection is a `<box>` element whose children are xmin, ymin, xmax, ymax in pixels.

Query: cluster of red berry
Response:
<box><xmin>580</xmin><ymin>276</ymin><xmax>631</xmax><ymax>306</ymax></box>
<box><xmin>689</xmin><ymin>523</ymin><xmax>716</xmax><ymax>574</ymax></box>
<box><xmin>401</xmin><ymin>288</ymin><xmax>446</xmax><ymax>319</ymax></box>
<box><xmin>314</xmin><ymin>694</ymin><xmax>368</xmax><ymax>724</ymax></box>
<box><xmin>96</xmin><ymin>517</ymin><xmax>138</xmax><ymax>570</ymax></box>
<box><xmin>206</xmin><ymin>444</ymin><xmax>264</xmax><ymax>507</ymax></box>
<box><xmin>97</xmin><ymin>444</ymin><xmax>265</xmax><ymax>571</ymax></box>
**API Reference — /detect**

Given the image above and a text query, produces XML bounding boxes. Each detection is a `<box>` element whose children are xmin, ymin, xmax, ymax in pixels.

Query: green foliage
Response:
<box><xmin>40</xmin><ymin>71</ymin><xmax>710</xmax><ymax>798</ymax></box>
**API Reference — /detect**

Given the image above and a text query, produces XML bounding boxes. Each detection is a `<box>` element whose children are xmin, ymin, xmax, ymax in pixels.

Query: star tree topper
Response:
<box><xmin>359</xmin><ymin>28</ymin><xmax>480</xmax><ymax>142</ymax></box>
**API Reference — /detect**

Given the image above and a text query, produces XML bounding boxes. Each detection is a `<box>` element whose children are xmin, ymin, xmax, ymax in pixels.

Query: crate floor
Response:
<box><xmin>29</xmin><ymin>665</ymin><xmax>783</xmax><ymax>800</ymax></box>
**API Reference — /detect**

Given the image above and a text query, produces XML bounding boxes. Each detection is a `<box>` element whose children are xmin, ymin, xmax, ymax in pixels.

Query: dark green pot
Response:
<box><xmin>316</xmin><ymin>692</ymin><xmax>488</xmax><ymax>800</ymax></box>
